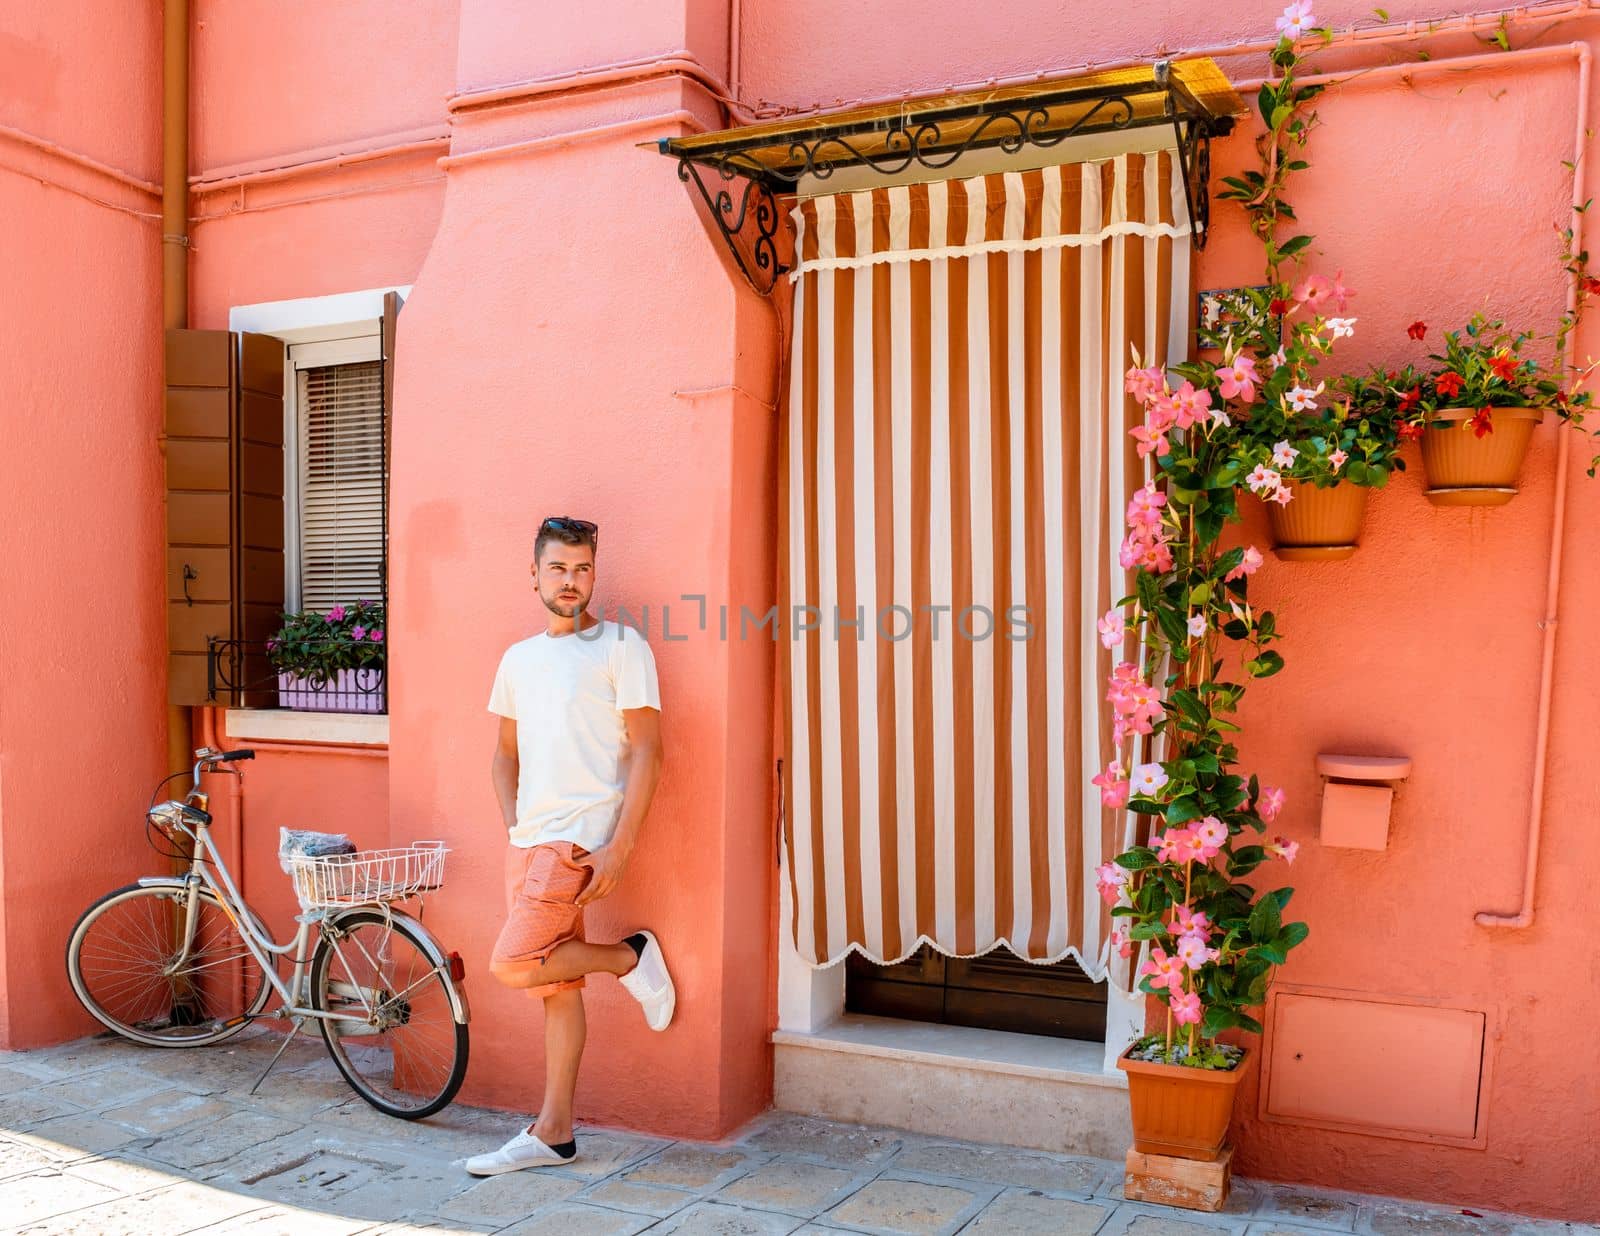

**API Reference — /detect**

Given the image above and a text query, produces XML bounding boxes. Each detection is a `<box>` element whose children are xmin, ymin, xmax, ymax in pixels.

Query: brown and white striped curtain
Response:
<box><xmin>780</xmin><ymin>152</ymin><xmax>1193</xmax><ymax>976</ymax></box>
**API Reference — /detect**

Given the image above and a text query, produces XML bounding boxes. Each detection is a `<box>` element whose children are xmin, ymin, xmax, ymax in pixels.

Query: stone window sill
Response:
<box><xmin>223</xmin><ymin>708</ymin><xmax>389</xmax><ymax>747</ymax></box>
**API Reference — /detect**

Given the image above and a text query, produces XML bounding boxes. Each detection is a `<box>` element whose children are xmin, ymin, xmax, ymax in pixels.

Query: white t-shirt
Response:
<box><xmin>488</xmin><ymin>620</ymin><xmax>660</xmax><ymax>851</ymax></box>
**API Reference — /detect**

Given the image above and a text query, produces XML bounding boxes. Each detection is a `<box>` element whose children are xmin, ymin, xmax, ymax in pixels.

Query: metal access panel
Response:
<box><xmin>1263</xmin><ymin>989</ymin><xmax>1488</xmax><ymax>1146</ymax></box>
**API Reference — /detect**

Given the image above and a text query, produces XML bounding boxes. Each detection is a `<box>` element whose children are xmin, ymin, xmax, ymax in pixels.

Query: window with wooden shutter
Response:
<box><xmin>289</xmin><ymin>348</ymin><xmax>387</xmax><ymax>611</ymax></box>
<box><xmin>164</xmin><ymin>329</ymin><xmax>286</xmax><ymax>707</ymax></box>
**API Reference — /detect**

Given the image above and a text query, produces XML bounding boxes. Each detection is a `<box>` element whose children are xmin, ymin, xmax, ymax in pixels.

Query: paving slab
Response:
<box><xmin>824</xmin><ymin>1175</ymin><xmax>984</xmax><ymax>1235</ymax></box>
<box><xmin>1360</xmin><ymin>1200</ymin><xmax>1522</xmax><ymax>1236</ymax></box>
<box><xmin>498</xmin><ymin>1201</ymin><xmax>659</xmax><ymax>1235</ymax></box>
<box><xmin>0</xmin><ymin>1169</ymin><xmax>124</xmax><ymax>1227</ymax></box>
<box><xmin>962</xmin><ymin>1186</ymin><xmax>1114</xmax><ymax>1234</ymax></box>
<box><xmin>890</xmin><ymin>1141</ymin><xmax>1105</xmax><ymax>1194</ymax></box>
<box><xmin>740</xmin><ymin>1114</ymin><xmax>902</xmax><ymax>1167</ymax></box>
<box><xmin>0</xmin><ymin>1134</ymin><xmax>65</xmax><ymax>1180</ymax></box>
<box><xmin>713</xmin><ymin>1158</ymin><xmax>863</xmax><ymax>1217</ymax></box>
<box><xmin>9</xmin><ymin>1179</ymin><xmax>263</xmax><ymax>1235</ymax></box>
<box><xmin>192</xmin><ymin>1204</ymin><xmax>375</xmax><ymax>1234</ymax></box>
<box><xmin>623</xmin><ymin>1143</ymin><xmax>757</xmax><ymax>1190</ymax></box>
<box><xmin>430</xmin><ymin>1168</ymin><xmax>584</xmax><ymax>1225</ymax></box>
<box><xmin>1253</xmin><ymin>1183</ymin><xmax>1361</xmax><ymax>1231</ymax></box>
<box><xmin>12</xmin><ymin>1112</ymin><xmax>148</xmax><ymax>1158</ymax></box>
<box><xmin>578</xmin><ymin>1175</ymin><xmax>702</xmax><ymax>1216</ymax></box>
<box><xmin>651</xmin><ymin>1200</ymin><xmax>806</xmax><ymax>1234</ymax></box>
<box><xmin>101</xmin><ymin>1090</ymin><xmax>237</xmax><ymax>1137</ymax></box>
<box><xmin>140</xmin><ymin>1109</ymin><xmax>303</xmax><ymax>1172</ymax></box>
<box><xmin>30</xmin><ymin>1068</ymin><xmax>175</xmax><ymax>1110</ymax></box>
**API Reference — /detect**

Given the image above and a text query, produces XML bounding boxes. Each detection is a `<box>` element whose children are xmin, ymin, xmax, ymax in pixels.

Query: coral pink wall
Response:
<box><xmin>386</xmin><ymin>23</ymin><xmax>779</xmax><ymax>1128</ymax></box>
<box><xmin>0</xmin><ymin>0</ymin><xmax>165</xmax><ymax>1049</ymax></box>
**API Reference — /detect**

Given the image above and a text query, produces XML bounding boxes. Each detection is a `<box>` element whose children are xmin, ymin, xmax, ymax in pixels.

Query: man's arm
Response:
<box><xmin>491</xmin><ymin>716</ymin><xmax>520</xmax><ymax>835</ymax></box>
<box><xmin>575</xmin><ymin>707</ymin><xmax>662</xmax><ymax>904</ymax></box>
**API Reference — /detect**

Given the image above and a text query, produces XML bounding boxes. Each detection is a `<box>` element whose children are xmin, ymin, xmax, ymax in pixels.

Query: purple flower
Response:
<box><xmin>370</xmin><ymin>629</ymin><xmax>385</xmax><ymax>643</ymax></box>
<box><xmin>266</xmin><ymin>638</ymin><xmax>279</xmax><ymax>652</ymax></box>
<box><xmin>351</xmin><ymin>625</ymin><xmax>367</xmax><ymax>641</ymax></box>
<box><xmin>328</xmin><ymin>606</ymin><xmax>347</xmax><ymax>622</ymax></box>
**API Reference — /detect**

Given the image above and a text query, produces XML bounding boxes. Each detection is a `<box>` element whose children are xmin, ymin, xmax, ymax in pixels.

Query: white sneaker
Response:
<box><xmin>464</xmin><ymin>1126</ymin><xmax>577</xmax><ymax>1176</ymax></box>
<box><xmin>619</xmin><ymin>930</ymin><xmax>675</xmax><ymax>1031</ymax></box>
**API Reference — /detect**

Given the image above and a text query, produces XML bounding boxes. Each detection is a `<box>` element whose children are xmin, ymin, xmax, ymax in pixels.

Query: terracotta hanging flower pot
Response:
<box><xmin>1420</xmin><ymin>406</ymin><xmax>1543</xmax><ymax>506</ymax></box>
<box><xmin>1264</xmin><ymin>482</ymin><xmax>1368</xmax><ymax>561</ymax></box>
<box><xmin>1118</xmin><ymin>1047</ymin><xmax>1251</xmax><ymax>1161</ymax></box>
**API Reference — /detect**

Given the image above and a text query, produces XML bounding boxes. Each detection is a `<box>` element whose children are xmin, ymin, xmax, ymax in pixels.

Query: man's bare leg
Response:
<box><xmin>491</xmin><ymin>939</ymin><xmax>637</xmax><ymax>990</ymax></box>
<box><xmin>529</xmin><ymin>987</ymin><xmax>586</xmax><ymax>1145</ymax></box>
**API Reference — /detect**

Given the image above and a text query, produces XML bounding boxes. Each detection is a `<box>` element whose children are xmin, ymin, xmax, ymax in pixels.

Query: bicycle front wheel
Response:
<box><xmin>311</xmin><ymin>909</ymin><xmax>468</xmax><ymax>1119</ymax></box>
<box><xmin>66</xmin><ymin>882</ymin><xmax>272</xmax><ymax>1046</ymax></box>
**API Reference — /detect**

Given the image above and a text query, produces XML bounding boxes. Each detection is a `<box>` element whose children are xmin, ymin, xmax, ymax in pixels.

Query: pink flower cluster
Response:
<box><xmin>1126</xmin><ymin>367</ymin><xmax>1220</xmax><ymax>460</ymax></box>
<box><xmin>1106</xmin><ymin>662</ymin><xmax>1163</xmax><ymax>745</ymax></box>
<box><xmin>1092</xmin><ymin>759</ymin><xmax>1130</xmax><ymax>809</ymax></box>
<box><xmin>1119</xmin><ymin>481</ymin><xmax>1173</xmax><ymax>572</ymax></box>
<box><xmin>1152</xmin><ymin>816</ymin><xmax>1228</xmax><ymax>864</ymax></box>
<box><xmin>1139</xmin><ymin>902</ymin><xmax>1219</xmax><ymax>1025</ymax></box>
<box><xmin>1094</xmin><ymin>860</ymin><xmax>1129</xmax><ymax>906</ymax></box>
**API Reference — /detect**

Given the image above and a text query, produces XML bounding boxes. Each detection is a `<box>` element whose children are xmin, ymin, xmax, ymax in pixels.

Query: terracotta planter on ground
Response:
<box><xmin>1117</xmin><ymin>1047</ymin><xmax>1251</xmax><ymax>1161</ymax></box>
<box><xmin>1420</xmin><ymin>406</ymin><xmax>1543</xmax><ymax>506</ymax></box>
<box><xmin>1265</xmin><ymin>482</ymin><xmax>1368</xmax><ymax>561</ymax></box>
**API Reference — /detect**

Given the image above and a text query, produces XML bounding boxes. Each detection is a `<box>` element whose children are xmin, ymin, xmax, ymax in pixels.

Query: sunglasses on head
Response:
<box><xmin>540</xmin><ymin>516</ymin><xmax>598</xmax><ymax>541</ymax></box>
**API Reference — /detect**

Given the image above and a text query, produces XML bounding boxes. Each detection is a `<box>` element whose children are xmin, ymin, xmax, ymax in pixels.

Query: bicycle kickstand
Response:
<box><xmin>249</xmin><ymin>1017</ymin><xmax>309</xmax><ymax>1096</ymax></box>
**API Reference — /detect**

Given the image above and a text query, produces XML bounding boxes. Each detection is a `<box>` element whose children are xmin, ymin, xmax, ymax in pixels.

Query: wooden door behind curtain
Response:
<box><xmin>780</xmin><ymin>152</ymin><xmax>1194</xmax><ymax>974</ymax></box>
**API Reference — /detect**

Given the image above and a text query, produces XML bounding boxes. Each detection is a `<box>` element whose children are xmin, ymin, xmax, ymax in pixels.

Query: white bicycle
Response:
<box><xmin>65</xmin><ymin>747</ymin><xmax>471</xmax><ymax>1119</ymax></box>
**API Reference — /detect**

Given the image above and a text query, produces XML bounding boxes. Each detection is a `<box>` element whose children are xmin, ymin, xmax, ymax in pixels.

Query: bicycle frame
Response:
<box><xmin>142</xmin><ymin>755</ymin><xmax>468</xmax><ymax>1030</ymax></box>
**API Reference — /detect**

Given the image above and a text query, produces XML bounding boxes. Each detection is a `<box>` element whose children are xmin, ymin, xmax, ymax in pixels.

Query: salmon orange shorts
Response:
<box><xmin>490</xmin><ymin>841</ymin><xmax>593</xmax><ymax>998</ymax></box>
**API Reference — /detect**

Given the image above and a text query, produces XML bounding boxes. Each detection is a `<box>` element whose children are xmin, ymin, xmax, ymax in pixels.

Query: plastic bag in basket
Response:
<box><xmin>278</xmin><ymin>827</ymin><xmax>358</xmax><ymax>873</ymax></box>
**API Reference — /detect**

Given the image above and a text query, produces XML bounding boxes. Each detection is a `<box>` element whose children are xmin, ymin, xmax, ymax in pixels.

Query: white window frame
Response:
<box><xmin>284</xmin><ymin>334</ymin><xmax>384</xmax><ymax>614</ymax></box>
<box><xmin>229</xmin><ymin>286</ymin><xmax>408</xmax><ymax>615</ymax></box>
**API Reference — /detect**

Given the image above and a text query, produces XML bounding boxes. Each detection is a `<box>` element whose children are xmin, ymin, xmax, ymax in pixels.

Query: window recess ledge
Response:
<box><xmin>223</xmin><ymin>708</ymin><xmax>389</xmax><ymax>748</ymax></box>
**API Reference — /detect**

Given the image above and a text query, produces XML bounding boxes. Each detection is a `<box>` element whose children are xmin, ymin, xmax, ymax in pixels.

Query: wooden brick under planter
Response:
<box><xmin>1125</xmin><ymin>1143</ymin><xmax>1234</xmax><ymax>1212</ymax></box>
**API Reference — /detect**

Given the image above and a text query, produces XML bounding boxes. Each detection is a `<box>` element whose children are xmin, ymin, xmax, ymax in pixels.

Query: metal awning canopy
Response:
<box><xmin>657</xmin><ymin>57</ymin><xmax>1245</xmax><ymax>294</ymax></box>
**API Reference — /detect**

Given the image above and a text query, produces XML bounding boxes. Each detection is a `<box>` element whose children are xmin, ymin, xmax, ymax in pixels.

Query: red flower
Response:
<box><xmin>1407</xmin><ymin>320</ymin><xmax>1427</xmax><ymax>341</ymax></box>
<box><xmin>1583</xmin><ymin>274</ymin><xmax>1600</xmax><ymax>297</ymax></box>
<box><xmin>1487</xmin><ymin>351</ymin><xmax>1519</xmax><ymax>383</ymax></box>
<box><xmin>1397</xmin><ymin>421</ymin><xmax>1425</xmax><ymax>443</ymax></box>
<box><xmin>1269</xmin><ymin>297</ymin><xmax>1291</xmax><ymax>316</ymax></box>
<box><xmin>1434</xmin><ymin>371</ymin><xmax>1465</xmax><ymax>400</ymax></box>
<box><xmin>1468</xmin><ymin>408</ymin><xmax>1495</xmax><ymax>438</ymax></box>
<box><xmin>1397</xmin><ymin>385</ymin><xmax>1422</xmax><ymax>415</ymax></box>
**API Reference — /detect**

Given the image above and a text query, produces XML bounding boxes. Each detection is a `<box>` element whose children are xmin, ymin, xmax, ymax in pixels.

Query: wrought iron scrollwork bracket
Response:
<box><xmin>1160</xmin><ymin>62</ymin><xmax>1219</xmax><ymax>249</ymax></box>
<box><xmin>662</xmin><ymin>60</ymin><xmax>1233</xmax><ymax>291</ymax></box>
<box><xmin>675</xmin><ymin>157</ymin><xmax>788</xmax><ymax>298</ymax></box>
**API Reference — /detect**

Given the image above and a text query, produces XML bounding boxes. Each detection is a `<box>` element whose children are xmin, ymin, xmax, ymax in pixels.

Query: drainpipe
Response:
<box><xmin>1475</xmin><ymin>42</ymin><xmax>1590</xmax><ymax>930</ymax></box>
<box><xmin>163</xmin><ymin>0</ymin><xmax>192</xmax><ymax>777</ymax></box>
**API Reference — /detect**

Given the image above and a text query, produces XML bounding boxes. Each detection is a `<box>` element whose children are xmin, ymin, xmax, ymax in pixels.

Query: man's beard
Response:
<box><xmin>542</xmin><ymin>591</ymin><xmax>586</xmax><ymax>618</ymax></box>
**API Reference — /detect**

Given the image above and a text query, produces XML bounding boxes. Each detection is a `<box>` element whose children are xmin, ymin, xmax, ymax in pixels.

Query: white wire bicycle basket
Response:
<box><xmin>285</xmin><ymin>841</ymin><xmax>449</xmax><ymax>910</ymax></box>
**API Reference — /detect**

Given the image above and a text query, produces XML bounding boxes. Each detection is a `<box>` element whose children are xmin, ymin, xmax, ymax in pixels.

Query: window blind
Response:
<box><xmin>297</xmin><ymin>360</ymin><xmax>387</xmax><ymax>611</ymax></box>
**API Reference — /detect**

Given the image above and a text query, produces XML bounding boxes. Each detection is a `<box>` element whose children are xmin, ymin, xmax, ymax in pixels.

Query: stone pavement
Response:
<box><xmin>0</xmin><ymin>1031</ymin><xmax>1591</xmax><ymax>1235</ymax></box>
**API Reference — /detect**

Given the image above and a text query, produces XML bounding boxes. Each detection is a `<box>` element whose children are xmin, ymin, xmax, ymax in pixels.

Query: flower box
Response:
<box><xmin>277</xmin><ymin>670</ymin><xmax>385</xmax><ymax>714</ymax></box>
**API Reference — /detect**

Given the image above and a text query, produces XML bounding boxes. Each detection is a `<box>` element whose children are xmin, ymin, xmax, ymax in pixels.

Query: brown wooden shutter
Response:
<box><xmin>164</xmin><ymin>328</ymin><xmax>285</xmax><ymax>706</ymax></box>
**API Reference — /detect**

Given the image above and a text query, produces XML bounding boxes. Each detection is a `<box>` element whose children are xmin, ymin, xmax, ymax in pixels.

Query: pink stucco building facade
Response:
<box><xmin>2</xmin><ymin>0</ymin><xmax>1597</xmax><ymax>1220</ymax></box>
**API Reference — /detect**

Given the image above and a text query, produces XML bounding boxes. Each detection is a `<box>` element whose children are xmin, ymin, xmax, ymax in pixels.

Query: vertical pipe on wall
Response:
<box><xmin>163</xmin><ymin>0</ymin><xmax>192</xmax><ymax>775</ymax></box>
<box><xmin>1475</xmin><ymin>42</ymin><xmax>1590</xmax><ymax>930</ymax></box>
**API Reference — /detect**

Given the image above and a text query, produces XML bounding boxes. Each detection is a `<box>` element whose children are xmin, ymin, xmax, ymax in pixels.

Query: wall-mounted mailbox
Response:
<box><xmin>1316</xmin><ymin>754</ymin><xmax>1411</xmax><ymax>850</ymax></box>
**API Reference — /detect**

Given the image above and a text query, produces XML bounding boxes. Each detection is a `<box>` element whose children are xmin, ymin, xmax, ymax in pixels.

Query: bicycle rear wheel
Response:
<box><xmin>310</xmin><ymin>908</ymin><xmax>468</xmax><ymax>1119</ymax></box>
<box><xmin>66</xmin><ymin>882</ymin><xmax>272</xmax><ymax>1046</ymax></box>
